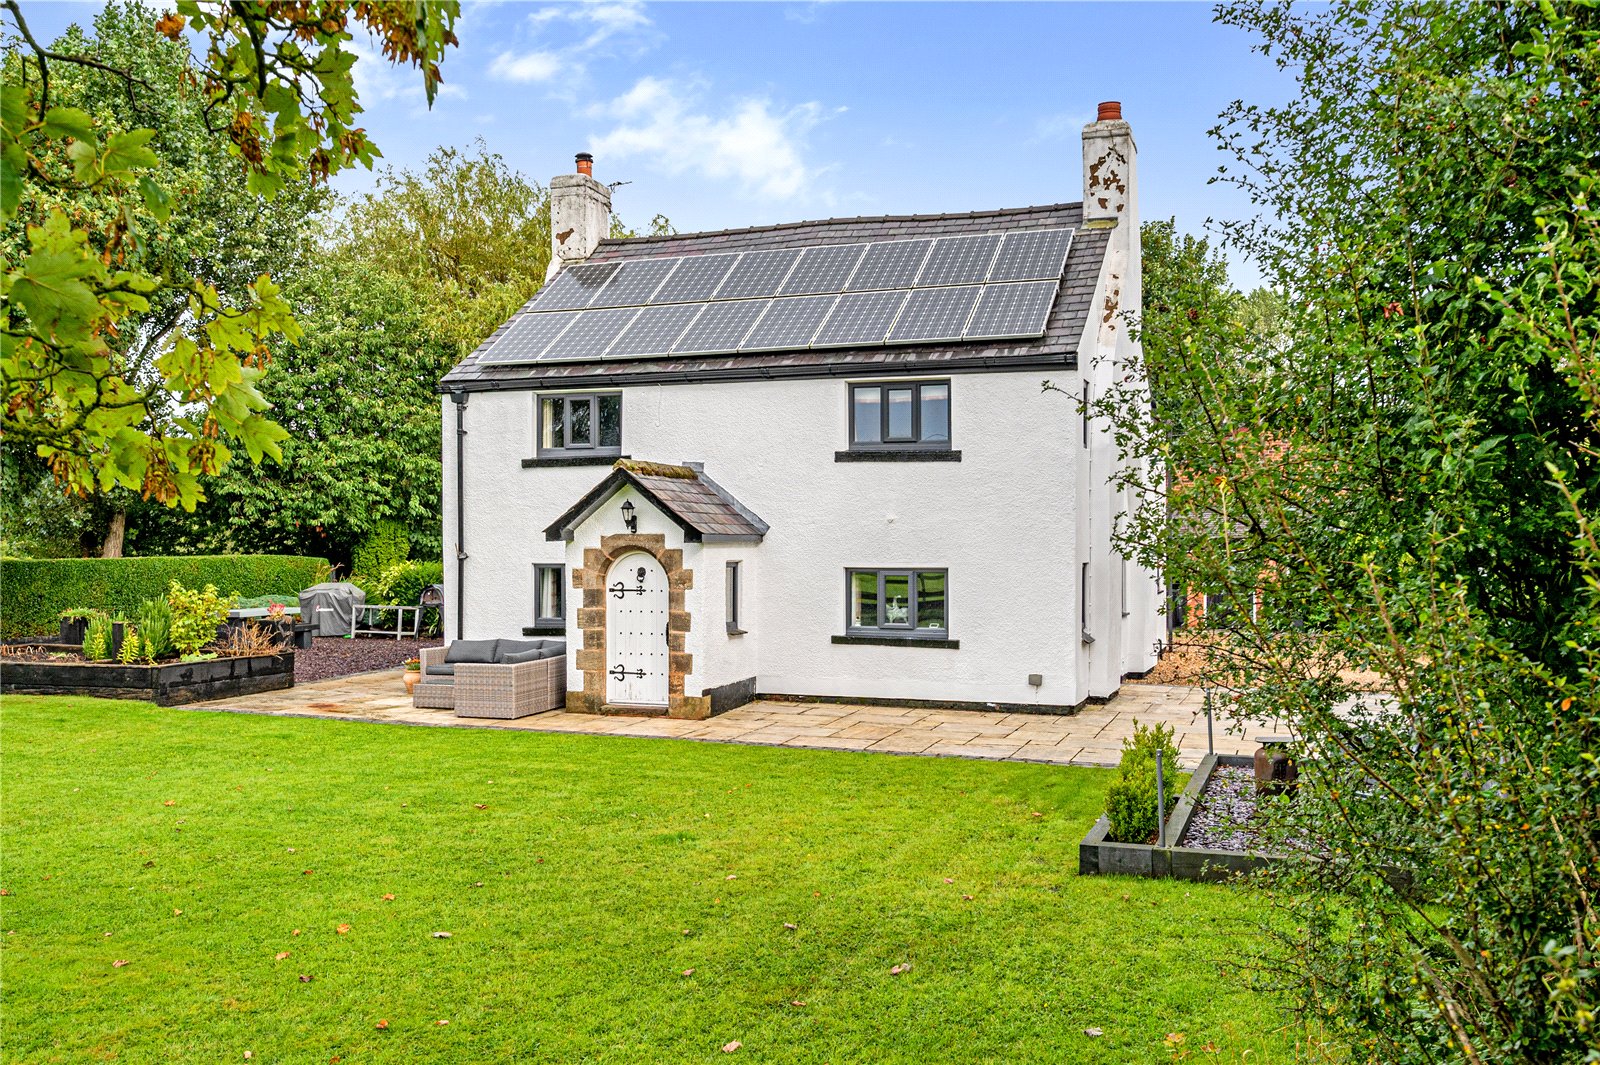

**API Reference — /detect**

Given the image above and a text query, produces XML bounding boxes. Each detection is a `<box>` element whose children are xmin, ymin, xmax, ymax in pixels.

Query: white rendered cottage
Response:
<box><xmin>438</xmin><ymin>101</ymin><xmax>1163</xmax><ymax>719</ymax></box>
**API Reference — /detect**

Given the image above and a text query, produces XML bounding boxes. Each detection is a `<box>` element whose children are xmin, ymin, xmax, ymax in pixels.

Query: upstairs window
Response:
<box><xmin>539</xmin><ymin>394</ymin><xmax>621</xmax><ymax>456</ymax></box>
<box><xmin>847</xmin><ymin>568</ymin><xmax>948</xmax><ymax>637</ymax></box>
<box><xmin>849</xmin><ymin>381</ymin><xmax>950</xmax><ymax>450</ymax></box>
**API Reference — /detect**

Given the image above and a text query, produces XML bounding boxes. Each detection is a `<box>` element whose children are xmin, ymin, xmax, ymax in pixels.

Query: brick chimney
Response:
<box><xmin>547</xmin><ymin>152</ymin><xmax>612</xmax><ymax>281</ymax></box>
<box><xmin>1082</xmin><ymin>101</ymin><xmax>1137</xmax><ymax>223</ymax></box>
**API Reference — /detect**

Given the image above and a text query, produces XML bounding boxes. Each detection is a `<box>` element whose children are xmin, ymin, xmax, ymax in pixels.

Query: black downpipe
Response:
<box><xmin>451</xmin><ymin>390</ymin><xmax>468</xmax><ymax>638</ymax></box>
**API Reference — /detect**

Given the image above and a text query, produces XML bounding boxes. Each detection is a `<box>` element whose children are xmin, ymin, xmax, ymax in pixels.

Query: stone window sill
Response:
<box><xmin>522</xmin><ymin>453</ymin><xmax>628</xmax><ymax>468</ymax></box>
<box><xmin>834</xmin><ymin>449</ymin><xmax>961</xmax><ymax>463</ymax></box>
<box><xmin>522</xmin><ymin>625</ymin><xmax>566</xmax><ymax>636</ymax></box>
<box><xmin>832</xmin><ymin>634</ymin><xmax>960</xmax><ymax>649</ymax></box>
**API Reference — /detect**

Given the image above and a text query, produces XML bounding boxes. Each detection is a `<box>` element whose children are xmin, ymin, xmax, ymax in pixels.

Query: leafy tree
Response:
<box><xmin>199</xmin><ymin>256</ymin><xmax>458</xmax><ymax>567</ymax></box>
<box><xmin>1</xmin><ymin>0</ymin><xmax>459</xmax><ymax>508</ymax></box>
<box><xmin>1100</xmin><ymin>3</ymin><xmax>1599</xmax><ymax>1060</ymax></box>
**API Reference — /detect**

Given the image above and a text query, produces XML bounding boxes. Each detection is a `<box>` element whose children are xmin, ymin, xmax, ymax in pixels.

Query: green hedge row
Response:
<box><xmin>1</xmin><ymin>555</ymin><xmax>330</xmax><ymax>639</ymax></box>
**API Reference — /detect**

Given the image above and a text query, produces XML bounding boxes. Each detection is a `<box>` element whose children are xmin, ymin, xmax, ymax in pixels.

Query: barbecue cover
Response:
<box><xmin>298</xmin><ymin>582</ymin><xmax>367</xmax><ymax>637</ymax></box>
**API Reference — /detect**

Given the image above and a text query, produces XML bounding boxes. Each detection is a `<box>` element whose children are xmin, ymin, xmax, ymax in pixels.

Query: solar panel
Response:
<box><xmin>589</xmin><ymin>258</ymin><xmax>680</xmax><ymax>308</ymax></box>
<box><xmin>714</xmin><ymin>249</ymin><xmax>802</xmax><ymax>300</ymax></box>
<box><xmin>542</xmin><ymin>306</ymin><xmax>640</xmax><ymax>360</ymax></box>
<box><xmin>915</xmin><ymin>234</ymin><xmax>1002</xmax><ymax>287</ymax></box>
<box><xmin>650</xmin><ymin>254</ymin><xmax>738</xmax><ymax>304</ymax></box>
<box><xmin>813</xmin><ymin>290</ymin><xmax>908</xmax><ymax>347</ymax></box>
<box><xmin>779</xmin><ymin>244</ymin><xmax>866</xmax><ymax>296</ymax></box>
<box><xmin>478</xmin><ymin>309</ymin><xmax>581</xmax><ymax>364</ymax></box>
<box><xmin>988</xmin><ymin>228</ymin><xmax>1074</xmax><ymax>282</ymax></box>
<box><xmin>963</xmin><ymin>280</ymin><xmax>1057</xmax><ymax>340</ymax></box>
<box><xmin>605</xmin><ymin>303</ymin><xmax>705</xmax><ymax>358</ymax></box>
<box><xmin>528</xmin><ymin>261</ymin><xmax>621</xmax><ymax>311</ymax></box>
<box><xmin>845</xmin><ymin>239</ymin><xmax>932</xmax><ymax>292</ymax></box>
<box><xmin>671</xmin><ymin>300</ymin><xmax>769</xmax><ymax>354</ymax></box>
<box><xmin>741</xmin><ymin>295</ymin><xmax>837</xmax><ymax>351</ymax></box>
<box><xmin>888</xmin><ymin>285</ymin><xmax>982</xmax><ymax>343</ymax></box>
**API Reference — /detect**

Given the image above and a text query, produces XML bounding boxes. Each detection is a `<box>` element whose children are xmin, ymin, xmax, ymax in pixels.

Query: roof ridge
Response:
<box><xmin>616</xmin><ymin>458</ymin><xmax>696</xmax><ymax>479</ymax></box>
<box><xmin>599</xmin><ymin>202</ymin><xmax>1083</xmax><ymax>248</ymax></box>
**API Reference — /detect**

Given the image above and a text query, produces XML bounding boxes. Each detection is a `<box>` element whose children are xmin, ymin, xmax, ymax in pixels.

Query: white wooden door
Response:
<box><xmin>606</xmin><ymin>552</ymin><xmax>669</xmax><ymax>706</ymax></box>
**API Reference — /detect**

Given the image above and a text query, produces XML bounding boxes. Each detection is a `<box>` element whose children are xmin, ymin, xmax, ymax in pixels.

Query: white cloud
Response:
<box><xmin>490</xmin><ymin>50</ymin><xmax>564</xmax><ymax>83</ymax></box>
<box><xmin>1030</xmin><ymin>110</ymin><xmax>1092</xmax><ymax>144</ymax></box>
<box><xmin>490</xmin><ymin>0</ymin><xmax>655</xmax><ymax>85</ymax></box>
<box><xmin>588</xmin><ymin>77</ymin><xmax>832</xmax><ymax>201</ymax></box>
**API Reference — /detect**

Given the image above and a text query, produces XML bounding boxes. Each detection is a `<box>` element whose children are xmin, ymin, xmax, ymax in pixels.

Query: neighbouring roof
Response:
<box><xmin>442</xmin><ymin>202</ymin><xmax>1109</xmax><ymax>392</ymax></box>
<box><xmin>544</xmin><ymin>459</ymin><xmax>769</xmax><ymax>543</ymax></box>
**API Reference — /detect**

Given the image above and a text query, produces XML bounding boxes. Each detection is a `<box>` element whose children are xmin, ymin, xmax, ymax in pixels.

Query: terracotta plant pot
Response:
<box><xmin>403</xmin><ymin>670</ymin><xmax>421</xmax><ymax>695</ymax></box>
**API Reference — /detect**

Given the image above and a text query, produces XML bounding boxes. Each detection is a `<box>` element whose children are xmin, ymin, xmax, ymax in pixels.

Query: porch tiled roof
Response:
<box><xmin>441</xmin><ymin>202</ymin><xmax>1109</xmax><ymax>392</ymax></box>
<box><xmin>544</xmin><ymin>460</ymin><xmax>768</xmax><ymax>543</ymax></box>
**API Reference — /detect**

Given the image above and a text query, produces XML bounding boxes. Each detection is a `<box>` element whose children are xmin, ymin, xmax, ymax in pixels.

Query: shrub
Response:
<box><xmin>134</xmin><ymin>598</ymin><xmax>175</xmax><ymax>662</ymax></box>
<box><xmin>1103</xmin><ymin>720</ymin><xmax>1188</xmax><ymax>843</ymax></box>
<box><xmin>373</xmin><ymin>560</ymin><xmax>443</xmax><ymax>605</ymax></box>
<box><xmin>0</xmin><ymin>556</ymin><xmax>329</xmax><ymax>639</ymax></box>
<box><xmin>167</xmin><ymin>581</ymin><xmax>236</xmax><ymax>657</ymax></box>
<box><xmin>117</xmin><ymin>626</ymin><xmax>140</xmax><ymax>664</ymax></box>
<box><xmin>81</xmin><ymin>613</ymin><xmax>113</xmax><ymax>661</ymax></box>
<box><xmin>351</xmin><ymin>520</ymin><xmax>410</xmax><ymax>579</ymax></box>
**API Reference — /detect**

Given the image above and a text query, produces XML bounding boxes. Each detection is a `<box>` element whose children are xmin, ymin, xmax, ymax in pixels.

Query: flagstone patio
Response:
<box><xmin>190</xmin><ymin>670</ymin><xmax>1290</xmax><ymax>769</ymax></box>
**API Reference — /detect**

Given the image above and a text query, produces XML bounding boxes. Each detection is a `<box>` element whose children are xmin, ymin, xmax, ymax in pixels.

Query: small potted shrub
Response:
<box><xmin>403</xmin><ymin>657</ymin><xmax>422</xmax><ymax>694</ymax></box>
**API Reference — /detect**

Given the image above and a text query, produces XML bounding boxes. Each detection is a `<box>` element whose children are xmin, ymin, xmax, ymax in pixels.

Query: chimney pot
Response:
<box><xmin>575</xmin><ymin>152</ymin><xmax>594</xmax><ymax>177</ymax></box>
<box><xmin>1097</xmin><ymin>101</ymin><xmax>1122</xmax><ymax>122</ymax></box>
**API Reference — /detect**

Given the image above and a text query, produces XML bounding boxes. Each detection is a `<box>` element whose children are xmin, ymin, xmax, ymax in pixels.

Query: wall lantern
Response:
<box><xmin>621</xmin><ymin>499</ymin><xmax>637</xmax><ymax>533</ymax></box>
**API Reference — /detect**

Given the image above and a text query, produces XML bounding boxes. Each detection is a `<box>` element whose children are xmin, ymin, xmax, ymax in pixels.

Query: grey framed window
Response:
<box><xmin>726</xmin><ymin>560</ymin><xmax>744</xmax><ymax>634</ymax></box>
<box><xmin>846</xmin><ymin>568</ymin><xmax>948</xmax><ymax>637</ymax></box>
<box><xmin>848</xmin><ymin>380</ymin><xmax>951</xmax><ymax>450</ymax></box>
<box><xmin>1082</xmin><ymin>378</ymin><xmax>1091</xmax><ymax>447</ymax></box>
<box><xmin>534</xmin><ymin>564</ymin><xmax>565</xmax><ymax>625</ymax></box>
<box><xmin>538</xmin><ymin>393</ymin><xmax>622</xmax><ymax>456</ymax></box>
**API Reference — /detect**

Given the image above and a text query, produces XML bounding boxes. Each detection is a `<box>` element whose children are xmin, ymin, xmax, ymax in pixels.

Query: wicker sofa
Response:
<box><xmin>413</xmin><ymin>638</ymin><xmax>566</xmax><ymax>719</ymax></box>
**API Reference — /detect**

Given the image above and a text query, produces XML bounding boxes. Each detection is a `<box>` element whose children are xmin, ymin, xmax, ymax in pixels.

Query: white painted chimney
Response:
<box><xmin>1082</xmin><ymin>101</ymin><xmax>1137</xmax><ymax>223</ymax></box>
<box><xmin>547</xmin><ymin>152</ymin><xmax>612</xmax><ymax>281</ymax></box>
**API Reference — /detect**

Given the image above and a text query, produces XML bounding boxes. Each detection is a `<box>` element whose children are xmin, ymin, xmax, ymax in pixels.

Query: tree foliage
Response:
<box><xmin>1</xmin><ymin>0</ymin><xmax>458</xmax><ymax>507</ymax></box>
<box><xmin>1102</xmin><ymin>3</ymin><xmax>1599</xmax><ymax>1060</ymax></box>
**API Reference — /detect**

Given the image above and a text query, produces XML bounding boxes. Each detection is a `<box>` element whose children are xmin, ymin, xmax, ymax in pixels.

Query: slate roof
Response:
<box><xmin>442</xmin><ymin>202</ymin><xmax>1110</xmax><ymax>393</ymax></box>
<box><xmin>545</xmin><ymin>460</ymin><xmax>768</xmax><ymax>543</ymax></box>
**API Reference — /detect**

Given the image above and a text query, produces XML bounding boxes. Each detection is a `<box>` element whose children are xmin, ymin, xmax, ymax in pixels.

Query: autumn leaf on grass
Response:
<box><xmin>431</xmin><ymin>931</ymin><xmax>452</xmax><ymax>938</ymax></box>
<box><xmin>962</xmin><ymin>894</ymin><xmax>974</xmax><ymax>901</ymax></box>
<box><xmin>375</xmin><ymin>1020</ymin><xmax>389</xmax><ymax>1030</ymax></box>
<box><xmin>943</xmin><ymin>877</ymin><xmax>954</xmax><ymax>884</ymax></box>
<box><xmin>112</xmin><ymin>959</ymin><xmax>130</xmax><ymax>968</ymax></box>
<box><xmin>173</xmin><ymin>909</ymin><xmax>183</xmax><ymax>916</ymax></box>
<box><xmin>889</xmin><ymin>963</ymin><xmax>912</xmax><ymax>976</ymax></box>
<box><xmin>336</xmin><ymin>924</ymin><xmax>351</xmax><ymax>935</ymax></box>
<box><xmin>0</xmin><ymin>889</ymin><xmax>10</xmax><ymax>896</ymax></box>
<box><xmin>1084</xmin><ymin>1027</ymin><xmax>1103</xmax><ymax>1037</ymax></box>
<box><xmin>790</xmin><ymin>1000</ymin><xmax>806</xmax><ymax>1008</ymax></box>
<box><xmin>682</xmin><ymin>968</ymin><xmax>695</xmax><ymax>976</ymax></box>
<box><xmin>292</xmin><ymin>929</ymin><xmax>302</xmax><ymax>936</ymax></box>
<box><xmin>435</xmin><ymin>1019</ymin><xmax>449</xmax><ymax>1026</ymax></box>
<box><xmin>782</xmin><ymin>923</ymin><xmax>797</xmax><ymax>931</ymax></box>
<box><xmin>298</xmin><ymin>974</ymin><xmax>313</xmax><ymax>983</ymax></box>
<box><xmin>474</xmin><ymin>804</ymin><xmax>486</xmax><ymax>810</ymax></box>
<box><xmin>275</xmin><ymin>951</ymin><xmax>290</xmax><ymax>961</ymax></box>
<box><xmin>381</xmin><ymin>894</ymin><xmax>395</xmax><ymax>901</ymax></box>
<box><xmin>721</xmin><ymin>1041</ymin><xmax>741</xmax><ymax>1053</ymax></box>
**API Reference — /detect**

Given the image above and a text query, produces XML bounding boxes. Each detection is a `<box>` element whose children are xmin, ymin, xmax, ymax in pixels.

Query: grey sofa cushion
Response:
<box><xmin>503</xmin><ymin>646</ymin><xmax>563</xmax><ymax>664</ymax></box>
<box><xmin>424</xmin><ymin>664</ymin><xmax>455</xmax><ymax>677</ymax></box>
<box><xmin>445</xmin><ymin>639</ymin><xmax>500</xmax><ymax>664</ymax></box>
<box><xmin>494</xmin><ymin>639</ymin><xmax>544</xmax><ymax>659</ymax></box>
<box><xmin>542</xmin><ymin>639</ymin><xmax>566</xmax><ymax>655</ymax></box>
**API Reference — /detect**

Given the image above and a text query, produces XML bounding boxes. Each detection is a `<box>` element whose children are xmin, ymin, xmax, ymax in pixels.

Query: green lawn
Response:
<box><xmin>1</xmin><ymin>695</ymin><xmax>1300</xmax><ymax>1063</ymax></box>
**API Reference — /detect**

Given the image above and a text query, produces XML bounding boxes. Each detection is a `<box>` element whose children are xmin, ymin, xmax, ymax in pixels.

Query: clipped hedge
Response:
<box><xmin>1</xmin><ymin>555</ymin><xmax>330</xmax><ymax>639</ymax></box>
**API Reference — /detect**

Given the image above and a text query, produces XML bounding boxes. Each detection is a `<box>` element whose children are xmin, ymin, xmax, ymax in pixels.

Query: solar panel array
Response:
<box><xmin>479</xmin><ymin>227</ymin><xmax>1074</xmax><ymax>365</ymax></box>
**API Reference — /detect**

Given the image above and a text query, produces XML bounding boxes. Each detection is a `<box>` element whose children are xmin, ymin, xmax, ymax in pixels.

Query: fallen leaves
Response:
<box><xmin>943</xmin><ymin>877</ymin><xmax>954</xmax><ymax>884</ymax></box>
<box><xmin>474</xmin><ymin>804</ymin><xmax>487</xmax><ymax>810</ymax></box>
<box><xmin>375</xmin><ymin>1019</ymin><xmax>389</xmax><ymax>1030</ymax></box>
<box><xmin>782</xmin><ymin>922</ymin><xmax>797</xmax><ymax>931</ymax></box>
<box><xmin>1084</xmin><ymin>1027</ymin><xmax>1104</xmax><ymax>1037</ymax></box>
<box><xmin>721</xmin><ymin>1041</ymin><xmax>741</xmax><ymax>1053</ymax></box>
<box><xmin>302</xmin><ymin>870</ymin><xmax>314</xmax><ymax>876</ymax></box>
<box><xmin>889</xmin><ymin>963</ymin><xmax>912</xmax><ymax>976</ymax></box>
<box><xmin>0</xmin><ymin>889</ymin><xmax>10</xmax><ymax>896</ymax></box>
<box><xmin>682</xmin><ymin>968</ymin><xmax>695</xmax><ymax>976</ymax></box>
<box><xmin>163</xmin><ymin>800</ymin><xmax>176</xmax><ymax>807</ymax></box>
<box><xmin>382</xmin><ymin>894</ymin><xmax>395</xmax><ymax>901</ymax></box>
<box><xmin>961</xmin><ymin>894</ymin><xmax>974</xmax><ymax>901</ymax></box>
<box><xmin>725</xmin><ymin>874</ymin><xmax>737</xmax><ymax>880</ymax></box>
<box><xmin>275</xmin><ymin>951</ymin><xmax>290</xmax><ymax>961</ymax></box>
<box><xmin>435</xmin><ymin>1019</ymin><xmax>449</xmax><ymax>1026</ymax></box>
<box><xmin>336</xmin><ymin>924</ymin><xmax>351</xmax><ymax>935</ymax></box>
<box><xmin>112</xmin><ymin>959</ymin><xmax>130</xmax><ymax>968</ymax></box>
<box><xmin>292</xmin><ymin>929</ymin><xmax>302</xmax><ymax>936</ymax></box>
<box><xmin>298</xmin><ymin>974</ymin><xmax>313</xmax><ymax>983</ymax></box>
<box><xmin>172</xmin><ymin>909</ymin><xmax>183</xmax><ymax>916</ymax></box>
<box><xmin>431</xmin><ymin>931</ymin><xmax>452</xmax><ymax>938</ymax></box>
<box><xmin>790</xmin><ymin>1000</ymin><xmax>806</xmax><ymax>1008</ymax></box>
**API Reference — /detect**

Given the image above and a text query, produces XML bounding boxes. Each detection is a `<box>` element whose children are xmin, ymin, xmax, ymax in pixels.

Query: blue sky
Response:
<box><xmin>24</xmin><ymin>1</ymin><xmax>1295</xmax><ymax>288</ymax></box>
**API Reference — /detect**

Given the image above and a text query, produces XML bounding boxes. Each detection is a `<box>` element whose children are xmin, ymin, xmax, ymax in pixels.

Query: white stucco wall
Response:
<box><xmin>442</xmin><ymin>366</ymin><xmax>1164</xmax><ymax>708</ymax></box>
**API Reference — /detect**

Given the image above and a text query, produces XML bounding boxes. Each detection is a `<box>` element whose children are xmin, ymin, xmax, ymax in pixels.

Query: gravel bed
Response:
<box><xmin>1181</xmin><ymin>765</ymin><xmax>1270</xmax><ymax>851</ymax></box>
<box><xmin>294</xmin><ymin>636</ymin><xmax>442</xmax><ymax>684</ymax></box>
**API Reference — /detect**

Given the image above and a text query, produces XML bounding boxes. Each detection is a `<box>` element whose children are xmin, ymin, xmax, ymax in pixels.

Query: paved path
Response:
<box><xmin>193</xmin><ymin>672</ymin><xmax>1290</xmax><ymax>770</ymax></box>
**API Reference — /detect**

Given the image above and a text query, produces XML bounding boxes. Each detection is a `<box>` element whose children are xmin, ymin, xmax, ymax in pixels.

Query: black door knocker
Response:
<box><xmin>609</xmin><ymin>567</ymin><xmax>651</xmax><ymax>599</ymax></box>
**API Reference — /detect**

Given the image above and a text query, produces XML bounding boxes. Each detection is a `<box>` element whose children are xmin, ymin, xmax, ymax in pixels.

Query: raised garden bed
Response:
<box><xmin>1</xmin><ymin>644</ymin><xmax>293</xmax><ymax>706</ymax></box>
<box><xmin>1079</xmin><ymin>753</ymin><xmax>1282</xmax><ymax>882</ymax></box>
